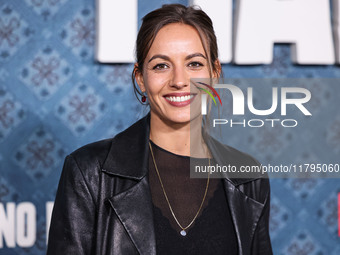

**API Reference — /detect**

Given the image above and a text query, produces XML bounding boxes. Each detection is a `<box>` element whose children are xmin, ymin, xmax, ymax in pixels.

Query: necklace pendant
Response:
<box><xmin>180</xmin><ymin>230</ymin><xmax>187</xmax><ymax>236</ymax></box>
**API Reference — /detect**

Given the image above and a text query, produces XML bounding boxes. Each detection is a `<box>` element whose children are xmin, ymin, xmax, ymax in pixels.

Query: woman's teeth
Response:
<box><xmin>165</xmin><ymin>95</ymin><xmax>193</xmax><ymax>102</ymax></box>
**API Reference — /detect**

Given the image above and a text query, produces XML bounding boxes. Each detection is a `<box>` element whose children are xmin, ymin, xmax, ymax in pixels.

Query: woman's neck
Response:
<box><xmin>149</xmin><ymin>113</ymin><xmax>210</xmax><ymax>158</ymax></box>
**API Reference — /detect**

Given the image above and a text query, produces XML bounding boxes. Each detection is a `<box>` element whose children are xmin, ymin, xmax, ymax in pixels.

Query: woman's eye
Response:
<box><xmin>188</xmin><ymin>62</ymin><xmax>203</xmax><ymax>68</ymax></box>
<box><xmin>153</xmin><ymin>63</ymin><xmax>169</xmax><ymax>70</ymax></box>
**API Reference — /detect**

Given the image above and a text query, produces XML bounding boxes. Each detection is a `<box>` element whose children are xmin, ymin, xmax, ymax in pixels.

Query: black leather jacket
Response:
<box><xmin>47</xmin><ymin>113</ymin><xmax>273</xmax><ymax>255</ymax></box>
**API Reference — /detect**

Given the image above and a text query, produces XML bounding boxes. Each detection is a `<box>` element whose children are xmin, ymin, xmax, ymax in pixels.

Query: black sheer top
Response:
<box><xmin>148</xmin><ymin>140</ymin><xmax>238</xmax><ymax>255</ymax></box>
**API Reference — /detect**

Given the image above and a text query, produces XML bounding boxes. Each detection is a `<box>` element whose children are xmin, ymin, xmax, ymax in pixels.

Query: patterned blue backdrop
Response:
<box><xmin>0</xmin><ymin>0</ymin><xmax>340</xmax><ymax>254</ymax></box>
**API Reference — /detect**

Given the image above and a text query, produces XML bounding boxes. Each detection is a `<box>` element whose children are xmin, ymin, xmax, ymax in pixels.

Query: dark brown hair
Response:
<box><xmin>132</xmin><ymin>4</ymin><xmax>220</xmax><ymax>104</ymax></box>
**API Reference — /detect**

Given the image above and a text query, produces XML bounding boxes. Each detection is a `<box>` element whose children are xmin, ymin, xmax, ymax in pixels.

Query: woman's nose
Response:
<box><xmin>170</xmin><ymin>66</ymin><xmax>189</xmax><ymax>89</ymax></box>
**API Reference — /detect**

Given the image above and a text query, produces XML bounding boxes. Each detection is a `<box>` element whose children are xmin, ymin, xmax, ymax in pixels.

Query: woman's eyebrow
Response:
<box><xmin>148</xmin><ymin>53</ymin><xmax>206</xmax><ymax>63</ymax></box>
<box><xmin>185</xmin><ymin>53</ymin><xmax>206</xmax><ymax>60</ymax></box>
<box><xmin>148</xmin><ymin>54</ymin><xmax>170</xmax><ymax>63</ymax></box>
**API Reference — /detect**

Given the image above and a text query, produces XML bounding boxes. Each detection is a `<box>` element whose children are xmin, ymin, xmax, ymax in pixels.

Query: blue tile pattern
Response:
<box><xmin>0</xmin><ymin>0</ymin><xmax>340</xmax><ymax>254</ymax></box>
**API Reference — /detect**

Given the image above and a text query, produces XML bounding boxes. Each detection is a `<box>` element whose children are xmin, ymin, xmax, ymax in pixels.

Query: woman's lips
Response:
<box><xmin>163</xmin><ymin>93</ymin><xmax>196</xmax><ymax>107</ymax></box>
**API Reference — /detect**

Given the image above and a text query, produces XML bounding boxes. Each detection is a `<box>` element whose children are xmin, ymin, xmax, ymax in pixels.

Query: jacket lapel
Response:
<box><xmin>108</xmin><ymin>177</ymin><xmax>156</xmax><ymax>255</ymax></box>
<box><xmin>223</xmin><ymin>179</ymin><xmax>264</xmax><ymax>255</ymax></box>
<box><xmin>103</xmin><ymin>113</ymin><xmax>156</xmax><ymax>254</ymax></box>
<box><xmin>103</xmin><ymin>113</ymin><xmax>265</xmax><ymax>255</ymax></box>
<box><xmin>205</xmin><ymin>133</ymin><xmax>266</xmax><ymax>254</ymax></box>
<box><xmin>109</xmin><ymin>178</ymin><xmax>264</xmax><ymax>255</ymax></box>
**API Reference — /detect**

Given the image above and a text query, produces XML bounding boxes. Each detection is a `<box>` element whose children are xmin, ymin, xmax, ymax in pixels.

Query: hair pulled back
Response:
<box><xmin>132</xmin><ymin>4</ymin><xmax>219</xmax><ymax>104</ymax></box>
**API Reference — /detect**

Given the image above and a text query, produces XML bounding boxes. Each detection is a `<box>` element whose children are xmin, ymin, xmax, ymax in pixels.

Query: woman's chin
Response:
<box><xmin>166</xmin><ymin>114</ymin><xmax>202</xmax><ymax>126</ymax></box>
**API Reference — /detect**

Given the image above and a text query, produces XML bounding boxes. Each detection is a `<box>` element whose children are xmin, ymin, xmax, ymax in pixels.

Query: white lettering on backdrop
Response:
<box><xmin>0</xmin><ymin>202</ymin><xmax>53</xmax><ymax>248</ymax></box>
<box><xmin>96</xmin><ymin>0</ymin><xmax>137</xmax><ymax>63</ymax></box>
<box><xmin>189</xmin><ymin>0</ymin><xmax>233</xmax><ymax>63</ymax></box>
<box><xmin>333</xmin><ymin>0</ymin><xmax>340</xmax><ymax>62</ymax></box>
<box><xmin>234</xmin><ymin>0</ymin><xmax>335</xmax><ymax>64</ymax></box>
<box><xmin>96</xmin><ymin>0</ymin><xmax>338</xmax><ymax>65</ymax></box>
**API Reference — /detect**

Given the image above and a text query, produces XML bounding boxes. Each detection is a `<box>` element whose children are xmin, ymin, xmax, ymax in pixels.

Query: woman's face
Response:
<box><xmin>136</xmin><ymin>23</ymin><xmax>216</xmax><ymax>126</ymax></box>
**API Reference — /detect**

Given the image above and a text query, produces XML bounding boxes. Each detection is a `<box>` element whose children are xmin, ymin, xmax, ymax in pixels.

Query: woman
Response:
<box><xmin>47</xmin><ymin>4</ymin><xmax>272</xmax><ymax>255</ymax></box>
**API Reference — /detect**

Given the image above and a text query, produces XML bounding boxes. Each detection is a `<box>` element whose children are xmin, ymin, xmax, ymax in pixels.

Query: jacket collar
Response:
<box><xmin>103</xmin><ymin>112</ymin><xmax>265</xmax><ymax>255</ymax></box>
<box><xmin>102</xmin><ymin>113</ymin><xmax>150</xmax><ymax>180</ymax></box>
<box><xmin>102</xmin><ymin>112</ymin><xmax>259</xmax><ymax>185</ymax></box>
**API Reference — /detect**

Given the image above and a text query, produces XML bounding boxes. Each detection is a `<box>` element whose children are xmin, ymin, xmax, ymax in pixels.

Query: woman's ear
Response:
<box><xmin>134</xmin><ymin>63</ymin><xmax>146</xmax><ymax>92</ymax></box>
<box><xmin>213</xmin><ymin>59</ymin><xmax>222</xmax><ymax>79</ymax></box>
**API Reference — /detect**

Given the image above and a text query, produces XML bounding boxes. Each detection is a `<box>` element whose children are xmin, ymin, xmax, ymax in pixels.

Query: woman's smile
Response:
<box><xmin>163</xmin><ymin>92</ymin><xmax>196</xmax><ymax>107</ymax></box>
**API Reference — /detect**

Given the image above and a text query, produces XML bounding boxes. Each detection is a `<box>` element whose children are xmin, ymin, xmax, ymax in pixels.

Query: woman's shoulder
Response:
<box><xmin>206</xmin><ymin>135</ymin><xmax>270</xmax><ymax>199</ymax></box>
<box><xmin>206</xmin><ymin>134</ymin><xmax>262</xmax><ymax>171</ymax></box>
<box><xmin>220</xmin><ymin>141</ymin><xmax>261</xmax><ymax>166</ymax></box>
<box><xmin>65</xmin><ymin>114</ymin><xmax>150</xmax><ymax>177</ymax></box>
<box><xmin>69</xmin><ymin>138</ymin><xmax>113</xmax><ymax>170</ymax></box>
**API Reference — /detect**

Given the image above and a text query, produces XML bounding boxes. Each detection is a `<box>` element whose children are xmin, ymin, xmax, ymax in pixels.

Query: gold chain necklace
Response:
<box><xmin>148</xmin><ymin>141</ymin><xmax>210</xmax><ymax>237</ymax></box>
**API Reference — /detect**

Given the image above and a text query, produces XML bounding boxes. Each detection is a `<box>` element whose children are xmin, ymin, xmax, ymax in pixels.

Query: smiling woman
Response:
<box><xmin>135</xmin><ymin>23</ymin><xmax>212</xmax><ymax>149</ymax></box>
<box><xmin>47</xmin><ymin>4</ymin><xmax>273</xmax><ymax>255</ymax></box>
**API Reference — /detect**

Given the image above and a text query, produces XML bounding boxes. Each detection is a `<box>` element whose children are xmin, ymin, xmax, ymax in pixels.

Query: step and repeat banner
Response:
<box><xmin>1</xmin><ymin>0</ymin><xmax>340</xmax><ymax>254</ymax></box>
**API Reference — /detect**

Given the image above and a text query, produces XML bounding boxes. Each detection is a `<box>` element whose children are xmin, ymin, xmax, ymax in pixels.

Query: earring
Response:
<box><xmin>141</xmin><ymin>94</ymin><xmax>147</xmax><ymax>103</ymax></box>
